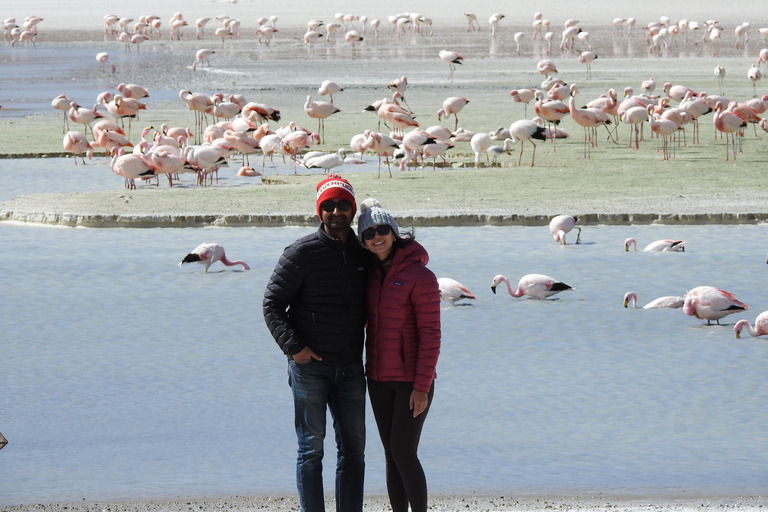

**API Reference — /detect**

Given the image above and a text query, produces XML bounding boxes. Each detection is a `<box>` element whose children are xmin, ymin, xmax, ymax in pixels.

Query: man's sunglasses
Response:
<box><xmin>362</xmin><ymin>225</ymin><xmax>393</xmax><ymax>240</ymax></box>
<box><xmin>320</xmin><ymin>200</ymin><xmax>353</xmax><ymax>213</ymax></box>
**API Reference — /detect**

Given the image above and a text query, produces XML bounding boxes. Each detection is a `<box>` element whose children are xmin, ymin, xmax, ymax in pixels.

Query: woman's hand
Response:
<box><xmin>409</xmin><ymin>390</ymin><xmax>429</xmax><ymax>417</ymax></box>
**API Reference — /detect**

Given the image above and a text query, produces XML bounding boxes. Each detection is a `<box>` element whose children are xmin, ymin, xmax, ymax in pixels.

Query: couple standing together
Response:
<box><xmin>263</xmin><ymin>173</ymin><xmax>442</xmax><ymax>512</ymax></box>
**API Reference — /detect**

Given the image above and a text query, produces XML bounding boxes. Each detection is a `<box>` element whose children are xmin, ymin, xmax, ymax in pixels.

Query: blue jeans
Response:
<box><xmin>288</xmin><ymin>359</ymin><xmax>366</xmax><ymax>512</ymax></box>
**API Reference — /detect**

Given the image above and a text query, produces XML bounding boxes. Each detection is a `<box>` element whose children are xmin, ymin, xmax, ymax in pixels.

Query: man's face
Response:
<box><xmin>319</xmin><ymin>199</ymin><xmax>354</xmax><ymax>232</ymax></box>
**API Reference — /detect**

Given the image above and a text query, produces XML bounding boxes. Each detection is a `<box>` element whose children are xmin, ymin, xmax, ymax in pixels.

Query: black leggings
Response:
<box><xmin>367</xmin><ymin>378</ymin><xmax>434</xmax><ymax>512</ymax></box>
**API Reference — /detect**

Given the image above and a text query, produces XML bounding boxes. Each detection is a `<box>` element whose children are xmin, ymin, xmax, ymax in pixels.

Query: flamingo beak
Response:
<box><xmin>623</xmin><ymin>299</ymin><xmax>629</xmax><ymax>308</ymax></box>
<box><xmin>490</xmin><ymin>285</ymin><xmax>497</xmax><ymax>294</ymax></box>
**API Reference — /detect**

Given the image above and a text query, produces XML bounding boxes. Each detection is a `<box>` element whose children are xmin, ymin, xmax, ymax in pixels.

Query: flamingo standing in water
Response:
<box><xmin>439</xmin><ymin>50</ymin><xmax>463</xmax><ymax>81</ymax></box>
<box><xmin>437</xmin><ymin>277</ymin><xmax>477</xmax><ymax>305</ymax></box>
<box><xmin>304</xmin><ymin>95</ymin><xmax>340</xmax><ymax>144</ymax></box>
<box><xmin>180</xmin><ymin>243</ymin><xmax>250</xmax><ymax>272</ymax></box>
<box><xmin>549</xmin><ymin>214</ymin><xmax>580</xmax><ymax>244</ymax></box>
<box><xmin>683</xmin><ymin>286</ymin><xmax>748</xmax><ymax>325</ymax></box>
<box><xmin>623</xmin><ymin>292</ymin><xmax>684</xmax><ymax>309</ymax></box>
<box><xmin>491</xmin><ymin>274</ymin><xmax>573</xmax><ymax>300</ymax></box>
<box><xmin>734</xmin><ymin>311</ymin><xmax>768</xmax><ymax>338</ymax></box>
<box><xmin>624</xmin><ymin>238</ymin><xmax>685</xmax><ymax>252</ymax></box>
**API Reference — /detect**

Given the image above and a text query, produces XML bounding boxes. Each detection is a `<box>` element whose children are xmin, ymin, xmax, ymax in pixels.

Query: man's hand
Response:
<box><xmin>292</xmin><ymin>346</ymin><xmax>322</xmax><ymax>364</ymax></box>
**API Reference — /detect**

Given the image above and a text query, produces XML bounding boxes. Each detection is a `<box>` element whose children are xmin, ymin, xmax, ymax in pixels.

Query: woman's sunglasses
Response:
<box><xmin>362</xmin><ymin>225</ymin><xmax>392</xmax><ymax>240</ymax></box>
<box><xmin>320</xmin><ymin>200</ymin><xmax>353</xmax><ymax>213</ymax></box>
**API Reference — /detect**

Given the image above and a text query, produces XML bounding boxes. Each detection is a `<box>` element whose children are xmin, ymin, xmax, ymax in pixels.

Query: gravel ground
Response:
<box><xmin>2</xmin><ymin>493</ymin><xmax>768</xmax><ymax>512</ymax></box>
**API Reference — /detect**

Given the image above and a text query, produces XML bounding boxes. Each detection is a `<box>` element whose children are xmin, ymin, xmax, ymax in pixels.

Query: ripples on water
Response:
<box><xmin>2</xmin><ymin>164</ymin><xmax>768</xmax><ymax>503</ymax></box>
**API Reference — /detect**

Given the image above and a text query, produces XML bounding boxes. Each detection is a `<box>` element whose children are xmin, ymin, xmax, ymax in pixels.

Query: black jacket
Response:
<box><xmin>263</xmin><ymin>225</ymin><xmax>368</xmax><ymax>367</ymax></box>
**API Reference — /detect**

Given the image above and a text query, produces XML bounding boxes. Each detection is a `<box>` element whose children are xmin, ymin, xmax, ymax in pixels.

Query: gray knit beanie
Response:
<box><xmin>357</xmin><ymin>198</ymin><xmax>399</xmax><ymax>240</ymax></box>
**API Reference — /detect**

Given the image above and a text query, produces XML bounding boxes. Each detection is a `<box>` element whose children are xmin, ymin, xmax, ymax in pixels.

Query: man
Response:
<box><xmin>263</xmin><ymin>173</ymin><xmax>368</xmax><ymax>512</ymax></box>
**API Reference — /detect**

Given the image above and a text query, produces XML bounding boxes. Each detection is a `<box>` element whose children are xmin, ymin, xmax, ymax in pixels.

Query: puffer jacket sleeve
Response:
<box><xmin>411</xmin><ymin>266</ymin><xmax>441</xmax><ymax>393</ymax></box>
<box><xmin>263</xmin><ymin>243</ymin><xmax>305</xmax><ymax>357</ymax></box>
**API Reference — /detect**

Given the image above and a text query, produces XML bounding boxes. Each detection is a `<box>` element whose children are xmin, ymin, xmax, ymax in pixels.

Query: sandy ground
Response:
<box><xmin>2</xmin><ymin>492</ymin><xmax>768</xmax><ymax>512</ymax></box>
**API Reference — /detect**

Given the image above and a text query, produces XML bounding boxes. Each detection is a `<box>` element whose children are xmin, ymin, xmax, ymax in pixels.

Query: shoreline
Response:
<box><xmin>3</xmin><ymin>492</ymin><xmax>768</xmax><ymax>512</ymax></box>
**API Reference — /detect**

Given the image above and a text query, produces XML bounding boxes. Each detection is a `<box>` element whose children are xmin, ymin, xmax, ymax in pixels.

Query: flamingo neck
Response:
<box><xmin>221</xmin><ymin>257</ymin><xmax>250</xmax><ymax>270</ymax></box>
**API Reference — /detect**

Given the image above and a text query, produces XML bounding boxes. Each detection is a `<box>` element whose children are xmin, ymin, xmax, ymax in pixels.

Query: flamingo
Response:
<box><xmin>748</xmin><ymin>65</ymin><xmax>763</xmax><ymax>97</ymax></box>
<box><xmin>470</xmin><ymin>132</ymin><xmax>492</xmax><ymax>167</ymax></box>
<box><xmin>577</xmin><ymin>50</ymin><xmax>597</xmax><ymax>80</ymax></box>
<box><xmin>180</xmin><ymin>243</ymin><xmax>250</xmax><ymax>272</ymax></box>
<box><xmin>195</xmin><ymin>17</ymin><xmax>210</xmax><ymax>39</ymax></box>
<box><xmin>52</xmin><ymin>94</ymin><xmax>74</xmax><ymax>133</ymax></box>
<box><xmin>304</xmin><ymin>148</ymin><xmax>346</xmax><ymax>172</ymax></box>
<box><xmin>63</xmin><ymin>131</ymin><xmax>93</xmax><ymax>164</ymax></box>
<box><xmin>648</xmin><ymin>106</ymin><xmax>680</xmax><ymax>161</ymax></box>
<box><xmin>549</xmin><ymin>214</ymin><xmax>580</xmax><ymax>244</ymax></box>
<box><xmin>491</xmin><ymin>274</ymin><xmax>573</xmax><ymax>300</ymax></box>
<box><xmin>537</xmin><ymin>59</ymin><xmax>557</xmax><ymax>77</ymax></box>
<box><xmin>386</xmin><ymin>76</ymin><xmax>410</xmax><ymax>111</ymax></box>
<box><xmin>509</xmin><ymin>88</ymin><xmax>536</xmax><ymax>116</ymax></box>
<box><xmin>439</xmin><ymin>50</ymin><xmax>463</xmax><ymax>81</ymax></box>
<box><xmin>364</xmin><ymin>131</ymin><xmax>399</xmax><ymax>178</ymax></box>
<box><xmin>684</xmin><ymin>286</ymin><xmax>748</xmax><ymax>325</ymax></box>
<box><xmin>318</xmin><ymin>80</ymin><xmax>343</xmax><ymax>104</ymax></box>
<box><xmin>488</xmin><ymin>13</ymin><xmax>504</xmax><ymax>36</ymax></box>
<box><xmin>507</xmin><ymin>119</ymin><xmax>546</xmax><ymax>166</ymax></box>
<box><xmin>304</xmin><ymin>95</ymin><xmax>340</xmax><ymax>144</ymax></box>
<box><xmin>192</xmin><ymin>48</ymin><xmax>215</xmax><ymax>70</ymax></box>
<box><xmin>624</xmin><ymin>292</ymin><xmax>685</xmax><ymax>309</ymax></box>
<box><xmin>110</xmin><ymin>148</ymin><xmax>155</xmax><ymax>189</ymax></box>
<box><xmin>713</xmin><ymin>101</ymin><xmax>746</xmax><ymax>161</ymax></box>
<box><xmin>714</xmin><ymin>65</ymin><xmax>726</xmax><ymax>94</ymax></box>
<box><xmin>117</xmin><ymin>83</ymin><xmax>149</xmax><ymax>99</ymax></box>
<box><xmin>437</xmin><ymin>277</ymin><xmax>477</xmax><ymax>305</ymax></box>
<box><xmin>534</xmin><ymin>94</ymin><xmax>569</xmax><ymax>151</ymax></box>
<box><xmin>625</xmin><ymin>238</ymin><xmax>685</xmax><ymax>252</ymax></box>
<box><xmin>96</xmin><ymin>52</ymin><xmax>115</xmax><ymax>73</ymax></box>
<box><xmin>622</xmin><ymin>105</ymin><xmax>647</xmax><ymax>149</ymax></box>
<box><xmin>734</xmin><ymin>311</ymin><xmax>768</xmax><ymax>338</ymax></box>
<box><xmin>437</xmin><ymin>96</ymin><xmax>469</xmax><ymax>131</ymax></box>
<box><xmin>422</xmin><ymin>141</ymin><xmax>454</xmax><ymax>169</ymax></box>
<box><xmin>68</xmin><ymin>102</ymin><xmax>104</xmax><ymax>137</ymax></box>
<box><xmin>569</xmin><ymin>84</ymin><xmax>611</xmax><ymax>158</ymax></box>
<box><xmin>464</xmin><ymin>13</ymin><xmax>480</xmax><ymax>31</ymax></box>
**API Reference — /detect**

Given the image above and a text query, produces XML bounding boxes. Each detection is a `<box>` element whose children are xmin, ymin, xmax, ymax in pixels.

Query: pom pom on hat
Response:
<box><xmin>357</xmin><ymin>198</ymin><xmax>399</xmax><ymax>240</ymax></box>
<box><xmin>316</xmin><ymin>173</ymin><xmax>356</xmax><ymax>219</ymax></box>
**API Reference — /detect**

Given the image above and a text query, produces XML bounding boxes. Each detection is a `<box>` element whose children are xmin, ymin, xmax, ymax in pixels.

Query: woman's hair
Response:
<box><xmin>393</xmin><ymin>227</ymin><xmax>415</xmax><ymax>249</ymax></box>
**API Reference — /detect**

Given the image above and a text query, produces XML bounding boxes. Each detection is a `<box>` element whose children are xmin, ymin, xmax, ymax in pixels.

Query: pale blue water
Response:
<box><xmin>2</xmin><ymin>159</ymin><xmax>768</xmax><ymax>505</ymax></box>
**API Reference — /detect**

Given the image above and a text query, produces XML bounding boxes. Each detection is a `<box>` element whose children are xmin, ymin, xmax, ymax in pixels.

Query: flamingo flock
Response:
<box><xmin>3</xmin><ymin>8</ymin><xmax>765</xmax><ymax>182</ymax></box>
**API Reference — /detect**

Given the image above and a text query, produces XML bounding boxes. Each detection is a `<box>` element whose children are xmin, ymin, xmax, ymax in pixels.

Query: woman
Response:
<box><xmin>358</xmin><ymin>200</ymin><xmax>441</xmax><ymax>512</ymax></box>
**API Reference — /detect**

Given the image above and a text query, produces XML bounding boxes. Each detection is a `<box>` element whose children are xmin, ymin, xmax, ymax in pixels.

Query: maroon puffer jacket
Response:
<box><xmin>365</xmin><ymin>240</ymin><xmax>441</xmax><ymax>393</ymax></box>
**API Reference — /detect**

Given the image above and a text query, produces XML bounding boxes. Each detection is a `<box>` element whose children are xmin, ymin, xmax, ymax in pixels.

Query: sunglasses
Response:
<box><xmin>362</xmin><ymin>225</ymin><xmax>393</xmax><ymax>240</ymax></box>
<box><xmin>320</xmin><ymin>200</ymin><xmax>353</xmax><ymax>213</ymax></box>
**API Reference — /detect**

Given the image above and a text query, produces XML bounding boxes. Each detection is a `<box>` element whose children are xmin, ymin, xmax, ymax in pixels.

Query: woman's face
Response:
<box><xmin>363</xmin><ymin>224</ymin><xmax>396</xmax><ymax>260</ymax></box>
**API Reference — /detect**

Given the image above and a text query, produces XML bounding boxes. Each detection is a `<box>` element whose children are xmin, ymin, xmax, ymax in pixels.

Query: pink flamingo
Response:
<box><xmin>68</xmin><ymin>102</ymin><xmax>104</xmax><ymax>137</ymax></box>
<box><xmin>623</xmin><ymin>292</ymin><xmax>684</xmax><ymax>309</ymax></box>
<box><xmin>568</xmin><ymin>84</ymin><xmax>610</xmax><ymax>158</ymax></box>
<box><xmin>52</xmin><ymin>94</ymin><xmax>74</xmax><ymax>133</ymax></box>
<box><xmin>683</xmin><ymin>286</ymin><xmax>748</xmax><ymax>325</ymax></box>
<box><xmin>117</xmin><ymin>83</ymin><xmax>149</xmax><ymax>99</ymax></box>
<box><xmin>110</xmin><ymin>148</ymin><xmax>154</xmax><ymax>189</ymax></box>
<box><xmin>364</xmin><ymin>131</ymin><xmax>399</xmax><ymax>178</ymax></box>
<box><xmin>63</xmin><ymin>131</ymin><xmax>93</xmax><ymax>164</ymax></box>
<box><xmin>549</xmin><ymin>214</ymin><xmax>580</xmax><ymax>244</ymax></box>
<box><xmin>509</xmin><ymin>88</ymin><xmax>536</xmax><ymax>116</ymax></box>
<box><xmin>437</xmin><ymin>96</ymin><xmax>469</xmax><ymax>131</ymax></box>
<box><xmin>439</xmin><ymin>50</ymin><xmax>463</xmax><ymax>81</ymax></box>
<box><xmin>192</xmin><ymin>48</ymin><xmax>215</xmax><ymax>70</ymax></box>
<box><xmin>648</xmin><ymin>106</ymin><xmax>681</xmax><ymax>160</ymax></box>
<box><xmin>318</xmin><ymin>80</ymin><xmax>343</xmax><ymax>104</ymax></box>
<box><xmin>179</xmin><ymin>89</ymin><xmax>213</xmax><ymax>135</ymax></box>
<box><xmin>713</xmin><ymin>101</ymin><xmax>746</xmax><ymax>160</ymax></box>
<box><xmin>577</xmin><ymin>50</ymin><xmax>597</xmax><ymax>80</ymax></box>
<box><xmin>304</xmin><ymin>95</ymin><xmax>340</xmax><ymax>144</ymax></box>
<box><xmin>507</xmin><ymin>119</ymin><xmax>547</xmax><ymax>166</ymax></box>
<box><xmin>96</xmin><ymin>52</ymin><xmax>115</xmax><ymax>73</ymax></box>
<box><xmin>180</xmin><ymin>243</ymin><xmax>250</xmax><ymax>272</ymax></box>
<box><xmin>624</xmin><ymin>238</ymin><xmax>685</xmax><ymax>252</ymax></box>
<box><xmin>437</xmin><ymin>277</ymin><xmax>476</xmax><ymax>305</ymax></box>
<box><xmin>536</xmin><ymin>59</ymin><xmax>557</xmax><ymax>77</ymax></box>
<box><xmin>491</xmin><ymin>274</ymin><xmax>573</xmax><ymax>300</ymax></box>
<box><xmin>534</xmin><ymin>94</ymin><xmax>569</xmax><ymax>151</ymax></box>
<box><xmin>734</xmin><ymin>311</ymin><xmax>768</xmax><ymax>338</ymax></box>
